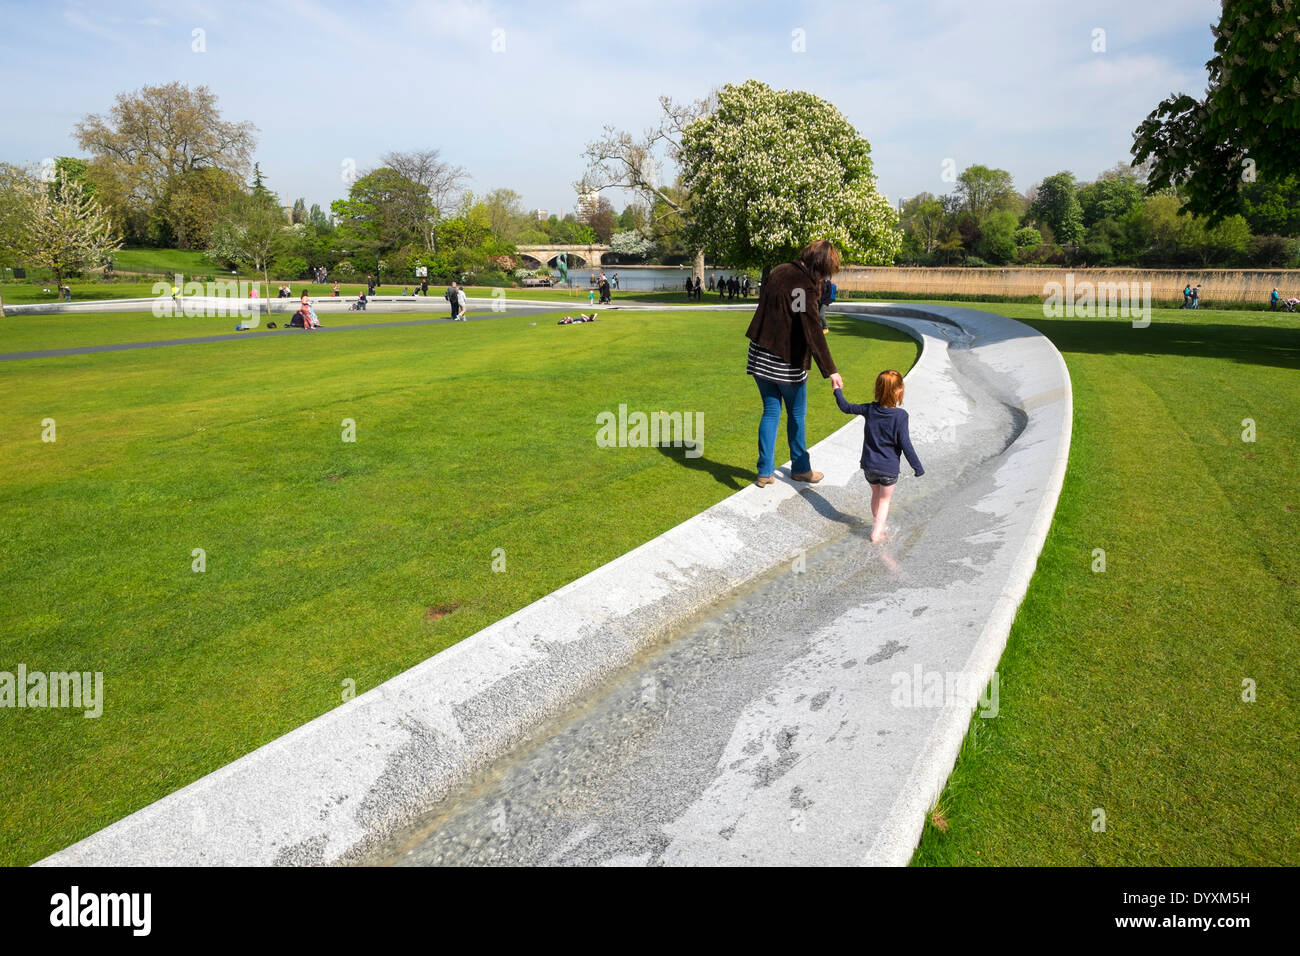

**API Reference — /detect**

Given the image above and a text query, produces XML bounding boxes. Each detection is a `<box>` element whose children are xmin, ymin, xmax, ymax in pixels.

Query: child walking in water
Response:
<box><xmin>834</xmin><ymin>370</ymin><xmax>924</xmax><ymax>542</ymax></box>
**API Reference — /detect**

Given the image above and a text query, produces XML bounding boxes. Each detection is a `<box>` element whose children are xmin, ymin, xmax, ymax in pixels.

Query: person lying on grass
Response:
<box><xmin>557</xmin><ymin>313</ymin><xmax>598</xmax><ymax>324</ymax></box>
<box><xmin>833</xmin><ymin>369</ymin><xmax>924</xmax><ymax>543</ymax></box>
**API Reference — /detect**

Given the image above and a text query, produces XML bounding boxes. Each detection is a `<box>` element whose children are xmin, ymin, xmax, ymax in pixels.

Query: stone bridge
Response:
<box><xmin>513</xmin><ymin>244</ymin><xmax>611</xmax><ymax>269</ymax></box>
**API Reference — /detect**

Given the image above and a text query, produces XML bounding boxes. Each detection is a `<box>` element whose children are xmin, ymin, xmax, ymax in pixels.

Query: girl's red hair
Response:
<box><xmin>874</xmin><ymin>370</ymin><xmax>904</xmax><ymax>407</ymax></box>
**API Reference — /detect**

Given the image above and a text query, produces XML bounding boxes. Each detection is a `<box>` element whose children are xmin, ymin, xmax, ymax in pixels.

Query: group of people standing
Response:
<box><xmin>710</xmin><ymin>273</ymin><xmax>752</xmax><ymax>300</ymax></box>
<box><xmin>1181</xmin><ymin>283</ymin><xmax>1203</xmax><ymax>309</ymax></box>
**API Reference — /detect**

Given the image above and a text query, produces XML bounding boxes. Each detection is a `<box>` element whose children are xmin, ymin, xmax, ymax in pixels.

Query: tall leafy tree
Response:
<box><xmin>1132</xmin><ymin>0</ymin><xmax>1300</xmax><ymax>222</ymax></box>
<box><xmin>480</xmin><ymin>188</ymin><xmax>528</xmax><ymax>242</ymax></box>
<box><xmin>74</xmin><ymin>83</ymin><xmax>255</xmax><ymax>242</ymax></box>
<box><xmin>1239</xmin><ymin>174</ymin><xmax>1300</xmax><ymax>237</ymax></box>
<box><xmin>207</xmin><ymin>193</ymin><xmax>287</xmax><ymax>291</ymax></box>
<box><xmin>330</xmin><ymin>168</ymin><xmax>435</xmax><ymax>266</ymax></box>
<box><xmin>1077</xmin><ymin>171</ymin><xmax>1145</xmax><ymax>227</ymax></box>
<box><xmin>900</xmin><ymin>194</ymin><xmax>946</xmax><ymax>254</ymax></box>
<box><xmin>1028</xmin><ymin>172</ymin><xmax>1085</xmax><ymax>247</ymax></box>
<box><xmin>678</xmin><ymin>79</ymin><xmax>900</xmax><ymax>271</ymax></box>
<box><xmin>161</xmin><ymin>167</ymin><xmax>244</xmax><ymax>249</ymax></box>
<box><xmin>955</xmin><ymin>164</ymin><xmax>1018</xmax><ymax>220</ymax></box>
<box><xmin>583</xmin><ymin>196</ymin><xmax>618</xmax><ymax>243</ymax></box>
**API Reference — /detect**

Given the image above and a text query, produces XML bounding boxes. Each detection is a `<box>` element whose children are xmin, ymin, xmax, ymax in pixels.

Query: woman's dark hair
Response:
<box><xmin>797</xmin><ymin>240</ymin><xmax>842</xmax><ymax>282</ymax></box>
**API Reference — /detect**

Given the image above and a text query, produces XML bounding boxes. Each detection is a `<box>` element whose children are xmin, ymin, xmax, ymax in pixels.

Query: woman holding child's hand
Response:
<box><xmin>744</xmin><ymin>240</ymin><xmax>844</xmax><ymax>487</ymax></box>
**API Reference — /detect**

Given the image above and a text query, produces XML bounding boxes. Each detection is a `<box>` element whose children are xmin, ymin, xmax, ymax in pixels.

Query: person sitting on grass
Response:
<box><xmin>833</xmin><ymin>369</ymin><xmax>925</xmax><ymax>543</ymax></box>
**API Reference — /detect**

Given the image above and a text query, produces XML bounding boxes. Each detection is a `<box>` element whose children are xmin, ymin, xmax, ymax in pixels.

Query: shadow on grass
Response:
<box><xmin>832</xmin><ymin>302</ymin><xmax>1300</xmax><ymax>372</ymax></box>
<box><xmin>1022</xmin><ymin>318</ymin><xmax>1300</xmax><ymax>371</ymax></box>
<box><xmin>652</xmin><ymin>441</ymin><xmax>753</xmax><ymax>490</ymax></box>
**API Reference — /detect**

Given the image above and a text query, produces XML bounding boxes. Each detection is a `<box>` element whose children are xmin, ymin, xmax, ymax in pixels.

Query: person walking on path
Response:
<box><xmin>1182</xmin><ymin>283</ymin><xmax>1192</xmax><ymax>308</ymax></box>
<box><xmin>445</xmin><ymin>280</ymin><xmax>460</xmax><ymax>320</ymax></box>
<box><xmin>1191</xmin><ymin>285</ymin><xmax>1201</xmax><ymax>310</ymax></box>
<box><xmin>1271</xmin><ymin>287</ymin><xmax>1280</xmax><ymax>311</ymax></box>
<box><xmin>456</xmin><ymin>285</ymin><xmax>468</xmax><ymax>321</ymax></box>
<box><xmin>818</xmin><ymin>277</ymin><xmax>837</xmax><ymax>330</ymax></box>
<box><xmin>745</xmin><ymin>240</ymin><xmax>844</xmax><ymax>487</ymax></box>
<box><xmin>833</xmin><ymin>370</ymin><xmax>924</xmax><ymax>543</ymax></box>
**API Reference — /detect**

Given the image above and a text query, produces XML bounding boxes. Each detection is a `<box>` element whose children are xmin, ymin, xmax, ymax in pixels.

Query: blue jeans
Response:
<box><xmin>755</xmin><ymin>376</ymin><xmax>810</xmax><ymax>476</ymax></box>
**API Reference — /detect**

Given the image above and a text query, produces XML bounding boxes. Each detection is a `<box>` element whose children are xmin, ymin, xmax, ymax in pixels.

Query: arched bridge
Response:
<box><xmin>514</xmin><ymin>244</ymin><xmax>611</xmax><ymax>269</ymax></box>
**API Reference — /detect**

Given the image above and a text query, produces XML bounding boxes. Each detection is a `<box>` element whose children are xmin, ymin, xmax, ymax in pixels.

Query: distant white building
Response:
<box><xmin>534</xmin><ymin>208</ymin><xmax>548</xmax><ymax>221</ymax></box>
<box><xmin>577</xmin><ymin>191</ymin><xmax>599</xmax><ymax>222</ymax></box>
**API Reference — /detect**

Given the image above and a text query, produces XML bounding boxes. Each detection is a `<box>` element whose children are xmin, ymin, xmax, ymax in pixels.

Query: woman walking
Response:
<box><xmin>745</xmin><ymin>240</ymin><xmax>844</xmax><ymax>486</ymax></box>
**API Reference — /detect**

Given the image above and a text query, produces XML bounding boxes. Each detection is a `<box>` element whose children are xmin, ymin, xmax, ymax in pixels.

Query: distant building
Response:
<box><xmin>577</xmin><ymin>191</ymin><xmax>599</xmax><ymax>222</ymax></box>
<box><xmin>534</xmin><ymin>208</ymin><xmax>548</xmax><ymax>221</ymax></box>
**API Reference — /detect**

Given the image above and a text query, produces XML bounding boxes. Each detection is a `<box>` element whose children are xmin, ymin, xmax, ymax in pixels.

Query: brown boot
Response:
<box><xmin>791</xmin><ymin>470</ymin><xmax>823</xmax><ymax>483</ymax></box>
<box><xmin>755</xmin><ymin>475</ymin><xmax>776</xmax><ymax>487</ymax></box>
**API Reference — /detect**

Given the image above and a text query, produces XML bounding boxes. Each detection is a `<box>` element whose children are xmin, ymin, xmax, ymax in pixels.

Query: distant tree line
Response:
<box><xmin>898</xmin><ymin>162</ymin><xmax>1300</xmax><ymax>270</ymax></box>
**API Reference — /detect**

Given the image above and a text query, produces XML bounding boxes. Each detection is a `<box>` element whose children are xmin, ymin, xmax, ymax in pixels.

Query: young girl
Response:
<box><xmin>834</xmin><ymin>370</ymin><xmax>924</xmax><ymax>542</ymax></box>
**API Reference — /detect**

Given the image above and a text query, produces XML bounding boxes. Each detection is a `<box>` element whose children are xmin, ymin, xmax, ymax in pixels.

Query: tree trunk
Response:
<box><xmin>693</xmin><ymin>248</ymin><xmax>705</xmax><ymax>282</ymax></box>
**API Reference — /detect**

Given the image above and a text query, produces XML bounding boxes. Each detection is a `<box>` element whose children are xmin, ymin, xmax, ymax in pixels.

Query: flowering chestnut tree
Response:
<box><xmin>679</xmin><ymin>79</ymin><xmax>901</xmax><ymax>271</ymax></box>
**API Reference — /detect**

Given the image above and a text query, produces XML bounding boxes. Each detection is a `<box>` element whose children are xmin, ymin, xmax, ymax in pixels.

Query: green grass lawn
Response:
<box><xmin>911</xmin><ymin>302</ymin><xmax>1299</xmax><ymax>865</ymax></box>
<box><xmin>0</xmin><ymin>308</ymin><xmax>916</xmax><ymax>866</ymax></box>
<box><xmin>0</xmin><ymin>305</ymin><xmax>460</xmax><ymax>352</ymax></box>
<box><xmin>109</xmin><ymin>247</ymin><xmax>218</xmax><ymax>276</ymax></box>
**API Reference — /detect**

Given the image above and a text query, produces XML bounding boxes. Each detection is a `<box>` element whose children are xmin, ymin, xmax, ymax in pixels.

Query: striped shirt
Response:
<box><xmin>746</xmin><ymin>339</ymin><xmax>807</xmax><ymax>384</ymax></box>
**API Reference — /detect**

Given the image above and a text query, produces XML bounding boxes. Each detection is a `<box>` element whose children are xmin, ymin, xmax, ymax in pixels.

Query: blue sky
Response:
<box><xmin>0</xmin><ymin>0</ymin><xmax>1220</xmax><ymax>217</ymax></box>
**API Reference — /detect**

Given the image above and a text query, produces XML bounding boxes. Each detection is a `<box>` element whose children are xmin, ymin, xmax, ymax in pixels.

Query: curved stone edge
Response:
<box><xmin>36</xmin><ymin>303</ymin><xmax>1069</xmax><ymax>867</ymax></box>
<box><xmin>846</xmin><ymin>303</ymin><xmax>1073</xmax><ymax>866</ymax></box>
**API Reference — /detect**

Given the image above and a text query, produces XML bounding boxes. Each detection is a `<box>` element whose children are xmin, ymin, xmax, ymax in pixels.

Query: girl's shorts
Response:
<box><xmin>864</xmin><ymin>470</ymin><xmax>899</xmax><ymax>486</ymax></box>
